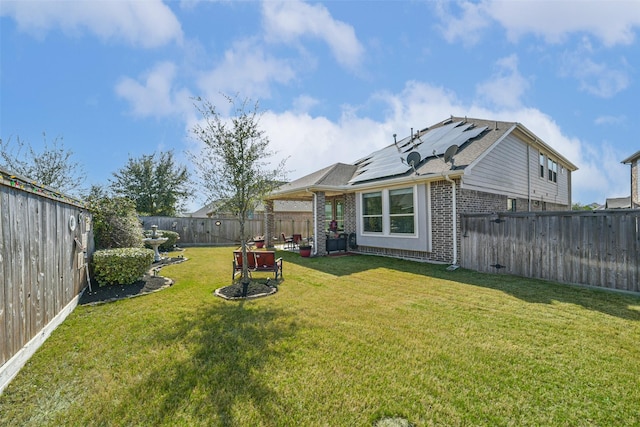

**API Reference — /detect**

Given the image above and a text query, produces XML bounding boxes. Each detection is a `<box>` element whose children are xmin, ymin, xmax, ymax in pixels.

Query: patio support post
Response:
<box><xmin>343</xmin><ymin>193</ymin><xmax>356</xmax><ymax>235</ymax></box>
<box><xmin>314</xmin><ymin>191</ymin><xmax>327</xmax><ymax>256</ymax></box>
<box><xmin>265</xmin><ymin>199</ymin><xmax>275</xmax><ymax>248</ymax></box>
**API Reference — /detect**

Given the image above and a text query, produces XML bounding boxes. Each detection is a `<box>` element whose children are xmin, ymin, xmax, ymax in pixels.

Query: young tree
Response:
<box><xmin>110</xmin><ymin>150</ymin><xmax>192</xmax><ymax>216</ymax></box>
<box><xmin>0</xmin><ymin>133</ymin><xmax>86</xmax><ymax>196</ymax></box>
<box><xmin>190</xmin><ymin>95</ymin><xmax>287</xmax><ymax>294</ymax></box>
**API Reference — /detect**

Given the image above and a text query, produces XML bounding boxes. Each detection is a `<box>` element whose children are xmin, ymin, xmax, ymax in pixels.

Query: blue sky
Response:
<box><xmin>1</xmin><ymin>0</ymin><xmax>639</xmax><ymax>210</ymax></box>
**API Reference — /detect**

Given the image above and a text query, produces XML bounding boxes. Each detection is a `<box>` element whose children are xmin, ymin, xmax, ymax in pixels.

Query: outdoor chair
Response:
<box><xmin>232</xmin><ymin>250</ymin><xmax>283</xmax><ymax>281</ymax></box>
<box><xmin>281</xmin><ymin>233</ymin><xmax>294</xmax><ymax>249</ymax></box>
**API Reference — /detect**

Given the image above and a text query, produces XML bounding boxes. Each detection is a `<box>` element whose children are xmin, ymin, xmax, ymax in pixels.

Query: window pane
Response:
<box><xmin>362</xmin><ymin>192</ymin><xmax>382</xmax><ymax>233</ymax></box>
<box><xmin>325</xmin><ymin>201</ymin><xmax>332</xmax><ymax>231</ymax></box>
<box><xmin>389</xmin><ymin>187</ymin><xmax>414</xmax><ymax>234</ymax></box>
<box><xmin>390</xmin><ymin>216</ymin><xmax>414</xmax><ymax>233</ymax></box>
<box><xmin>363</xmin><ymin>192</ymin><xmax>382</xmax><ymax>215</ymax></box>
<box><xmin>335</xmin><ymin>200</ymin><xmax>344</xmax><ymax>229</ymax></box>
<box><xmin>325</xmin><ymin>201</ymin><xmax>333</xmax><ymax>218</ymax></box>
<box><xmin>364</xmin><ymin>216</ymin><xmax>383</xmax><ymax>232</ymax></box>
<box><xmin>389</xmin><ymin>188</ymin><xmax>413</xmax><ymax>214</ymax></box>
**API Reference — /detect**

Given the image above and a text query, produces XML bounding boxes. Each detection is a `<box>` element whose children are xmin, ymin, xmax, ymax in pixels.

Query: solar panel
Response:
<box><xmin>349</xmin><ymin>121</ymin><xmax>487</xmax><ymax>184</ymax></box>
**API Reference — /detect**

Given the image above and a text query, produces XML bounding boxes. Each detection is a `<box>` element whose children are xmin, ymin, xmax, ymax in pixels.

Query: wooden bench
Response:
<box><xmin>232</xmin><ymin>250</ymin><xmax>283</xmax><ymax>281</ymax></box>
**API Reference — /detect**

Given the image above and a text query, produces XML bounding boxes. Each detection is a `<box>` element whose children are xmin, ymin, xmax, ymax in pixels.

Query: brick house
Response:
<box><xmin>264</xmin><ymin>117</ymin><xmax>578</xmax><ymax>263</ymax></box>
<box><xmin>622</xmin><ymin>150</ymin><xmax>640</xmax><ymax>209</ymax></box>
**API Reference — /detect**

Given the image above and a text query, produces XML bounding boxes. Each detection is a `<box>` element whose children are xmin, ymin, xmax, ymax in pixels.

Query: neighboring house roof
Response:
<box><xmin>622</xmin><ymin>150</ymin><xmax>640</xmax><ymax>164</ymax></box>
<box><xmin>185</xmin><ymin>204</ymin><xmax>213</xmax><ymax>218</ymax></box>
<box><xmin>605</xmin><ymin>196</ymin><xmax>631</xmax><ymax>209</ymax></box>
<box><xmin>269</xmin><ymin>116</ymin><xmax>577</xmax><ymax>200</ymax></box>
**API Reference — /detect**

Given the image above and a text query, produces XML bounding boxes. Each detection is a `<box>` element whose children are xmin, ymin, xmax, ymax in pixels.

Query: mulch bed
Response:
<box><xmin>215</xmin><ymin>279</ymin><xmax>278</xmax><ymax>300</ymax></box>
<box><xmin>79</xmin><ymin>257</ymin><xmax>186</xmax><ymax>305</ymax></box>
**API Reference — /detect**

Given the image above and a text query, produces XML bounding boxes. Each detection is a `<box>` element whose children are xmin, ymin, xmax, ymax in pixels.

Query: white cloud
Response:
<box><xmin>196</xmin><ymin>38</ymin><xmax>297</xmax><ymax>111</ymax></box>
<box><xmin>1</xmin><ymin>0</ymin><xmax>183</xmax><ymax>48</ymax></box>
<box><xmin>262</xmin><ymin>0</ymin><xmax>365</xmax><ymax>70</ymax></box>
<box><xmin>115</xmin><ymin>62</ymin><xmax>192</xmax><ymax>118</ymax></box>
<box><xmin>436</xmin><ymin>0</ymin><xmax>640</xmax><ymax>47</ymax></box>
<box><xmin>565</xmin><ymin>55</ymin><xmax>630</xmax><ymax>98</ymax></box>
<box><xmin>476</xmin><ymin>54</ymin><xmax>530</xmax><ymax>108</ymax></box>
<box><xmin>556</xmin><ymin>37</ymin><xmax>631</xmax><ymax>98</ymax></box>
<box><xmin>434</xmin><ymin>1</ymin><xmax>492</xmax><ymax>46</ymax></box>
<box><xmin>260</xmin><ymin>110</ymin><xmax>388</xmax><ymax>181</ymax></box>
<box><xmin>292</xmin><ymin>95</ymin><xmax>320</xmax><ymax>113</ymax></box>
<box><xmin>486</xmin><ymin>0</ymin><xmax>640</xmax><ymax>47</ymax></box>
<box><xmin>595</xmin><ymin>115</ymin><xmax>626</xmax><ymax>125</ymax></box>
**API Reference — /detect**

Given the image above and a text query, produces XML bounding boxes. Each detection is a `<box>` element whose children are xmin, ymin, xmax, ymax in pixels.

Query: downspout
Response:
<box><xmin>527</xmin><ymin>146</ymin><xmax>531</xmax><ymax>211</ymax></box>
<box><xmin>443</xmin><ymin>173</ymin><xmax>458</xmax><ymax>266</ymax></box>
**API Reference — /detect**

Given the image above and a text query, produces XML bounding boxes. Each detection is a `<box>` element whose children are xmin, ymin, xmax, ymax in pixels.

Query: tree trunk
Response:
<box><xmin>239</xmin><ymin>218</ymin><xmax>250</xmax><ymax>297</ymax></box>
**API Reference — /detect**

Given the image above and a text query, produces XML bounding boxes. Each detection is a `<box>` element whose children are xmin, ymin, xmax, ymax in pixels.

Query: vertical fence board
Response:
<box><xmin>34</xmin><ymin>195</ymin><xmax>45</xmax><ymax>333</ymax></box>
<box><xmin>0</xmin><ymin>190</ymin><xmax>8</xmax><ymax>365</ymax></box>
<box><xmin>13</xmin><ymin>191</ymin><xmax>26</xmax><ymax>361</ymax></box>
<box><xmin>43</xmin><ymin>201</ymin><xmax>55</xmax><ymax>325</ymax></box>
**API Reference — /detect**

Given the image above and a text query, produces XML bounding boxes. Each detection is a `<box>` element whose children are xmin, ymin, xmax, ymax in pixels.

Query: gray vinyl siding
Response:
<box><xmin>462</xmin><ymin>134</ymin><xmax>571</xmax><ymax>206</ymax></box>
<box><xmin>531</xmin><ymin>146</ymin><xmax>570</xmax><ymax>206</ymax></box>
<box><xmin>355</xmin><ymin>183</ymin><xmax>430</xmax><ymax>252</ymax></box>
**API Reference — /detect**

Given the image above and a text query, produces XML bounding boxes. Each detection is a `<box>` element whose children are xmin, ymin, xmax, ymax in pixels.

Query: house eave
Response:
<box><xmin>267</xmin><ymin>170</ymin><xmax>465</xmax><ymax>200</ymax></box>
<box><xmin>514</xmin><ymin>123</ymin><xmax>579</xmax><ymax>171</ymax></box>
<box><xmin>622</xmin><ymin>150</ymin><xmax>640</xmax><ymax>164</ymax></box>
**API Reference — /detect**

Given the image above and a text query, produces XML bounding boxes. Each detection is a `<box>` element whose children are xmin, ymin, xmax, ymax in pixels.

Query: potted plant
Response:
<box><xmin>253</xmin><ymin>235</ymin><xmax>265</xmax><ymax>249</ymax></box>
<box><xmin>299</xmin><ymin>238</ymin><xmax>312</xmax><ymax>257</ymax></box>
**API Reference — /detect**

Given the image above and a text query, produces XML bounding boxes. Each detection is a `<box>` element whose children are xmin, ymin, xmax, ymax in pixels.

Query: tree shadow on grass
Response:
<box><xmin>286</xmin><ymin>251</ymin><xmax>640</xmax><ymax>321</ymax></box>
<box><xmin>111</xmin><ymin>302</ymin><xmax>298</xmax><ymax>425</ymax></box>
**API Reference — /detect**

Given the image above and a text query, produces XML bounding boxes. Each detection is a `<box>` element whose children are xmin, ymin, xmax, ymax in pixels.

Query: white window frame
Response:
<box><xmin>362</xmin><ymin>191</ymin><xmax>383</xmax><ymax>233</ymax></box>
<box><xmin>360</xmin><ymin>185</ymin><xmax>417</xmax><ymax>237</ymax></box>
<box><xmin>547</xmin><ymin>158</ymin><xmax>558</xmax><ymax>183</ymax></box>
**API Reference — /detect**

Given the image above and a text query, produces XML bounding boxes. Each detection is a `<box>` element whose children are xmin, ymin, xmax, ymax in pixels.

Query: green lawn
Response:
<box><xmin>1</xmin><ymin>247</ymin><xmax>639</xmax><ymax>426</ymax></box>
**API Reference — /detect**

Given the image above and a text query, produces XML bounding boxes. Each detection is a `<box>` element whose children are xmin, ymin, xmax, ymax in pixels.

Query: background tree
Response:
<box><xmin>85</xmin><ymin>184</ymin><xmax>144</xmax><ymax>250</ymax></box>
<box><xmin>110</xmin><ymin>150</ymin><xmax>192</xmax><ymax>216</ymax></box>
<box><xmin>572</xmin><ymin>202</ymin><xmax>596</xmax><ymax>211</ymax></box>
<box><xmin>190</xmin><ymin>95</ymin><xmax>287</xmax><ymax>293</ymax></box>
<box><xmin>0</xmin><ymin>133</ymin><xmax>86</xmax><ymax>196</ymax></box>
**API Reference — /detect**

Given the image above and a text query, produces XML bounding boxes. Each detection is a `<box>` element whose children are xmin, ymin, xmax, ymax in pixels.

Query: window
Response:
<box><xmin>362</xmin><ymin>192</ymin><xmax>382</xmax><ymax>232</ymax></box>
<box><xmin>389</xmin><ymin>188</ymin><xmax>414</xmax><ymax>234</ymax></box>
<box><xmin>361</xmin><ymin>187</ymin><xmax>416</xmax><ymax>235</ymax></box>
<box><xmin>325</xmin><ymin>199</ymin><xmax>345</xmax><ymax>231</ymax></box>
<box><xmin>507</xmin><ymin>198</ymin><xmax>517</xmax><ymax>212</ymax></box>
<box><xmin>547</xmin><ymin>158</ymin><xmax>557</xmax><ymax>183</ymax></box>
<box><xmin>539</xmin><ymin>152</ymin><xmax>545</xmax><ymax>178</ymax></box>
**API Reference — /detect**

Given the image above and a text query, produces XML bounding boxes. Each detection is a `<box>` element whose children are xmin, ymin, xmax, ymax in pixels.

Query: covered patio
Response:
<box><xmin>263</xmin><ymin>163</ymin><xmax>358</xmax><ymax>257</ymax></box>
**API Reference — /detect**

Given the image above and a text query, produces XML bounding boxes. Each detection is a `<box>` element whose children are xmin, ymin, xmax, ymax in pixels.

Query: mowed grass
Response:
<box><xmin>1</xmin><ymin>247</ymin><xmax>639</xmax><ymax>426</ymax></box>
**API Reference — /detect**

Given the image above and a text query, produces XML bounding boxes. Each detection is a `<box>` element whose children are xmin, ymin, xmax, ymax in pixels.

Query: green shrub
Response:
<box><xmin>143</xmin><ymin>229</ymin><xmax>180</xmax><ymax>252</ymax></box>
<box><xmin>86</xmin><ymin>193</ymin><xmax>143</xmax><ymax>250</ymax></box>
<box><xmin>92</xmin><ymin>247</ymin><xmax>154</xmax><ymax>286</ymax></box>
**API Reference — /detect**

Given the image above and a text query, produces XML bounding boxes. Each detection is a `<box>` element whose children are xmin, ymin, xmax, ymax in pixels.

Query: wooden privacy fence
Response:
<box><xmin>141</xmin><ymin>216</ymin><xmax>263</xmax><ymax>246</ymax></box>
<box><xmin>141</xmin><ymin>213</ymin><xmax>313</xmax><ymax>247</ymax></box>
<box><xmin>1</xmin><ymin>170</ymin><xmax>92</xmax><ymax>392</ymax></box>
<box><xmin>460</xmin><ymin>210</ymin><xmax>640</xmax><ymax>292</ymax></box>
